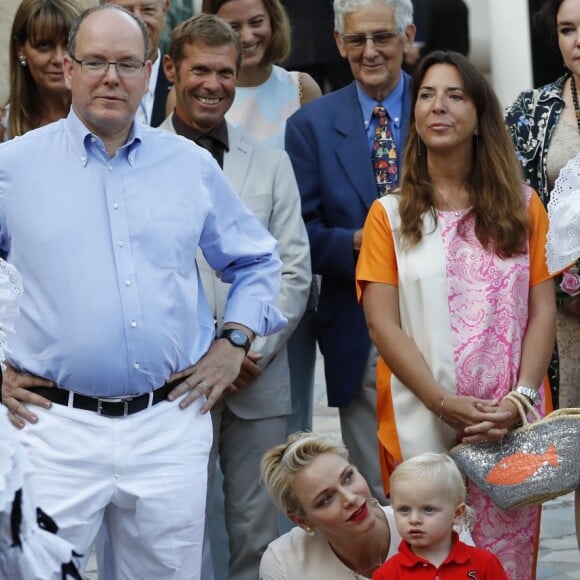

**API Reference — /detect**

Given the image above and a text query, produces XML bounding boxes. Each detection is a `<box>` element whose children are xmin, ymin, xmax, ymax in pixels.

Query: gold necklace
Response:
<box><xmin>336</xmin><ymin>500</ymin><xmax>388</xmax><ymax>579</ymax></box>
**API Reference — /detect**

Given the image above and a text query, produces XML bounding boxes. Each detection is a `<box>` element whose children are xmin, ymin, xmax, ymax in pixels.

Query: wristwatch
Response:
<box><xmin>217</xmin><ymin>328</ymin><xmax>251</xmax><ymax>354</ymax></box>
<box><xmin>514</xmin><ymin>385</ymin><xmax>539</xmax><ymax>406</ymax></box>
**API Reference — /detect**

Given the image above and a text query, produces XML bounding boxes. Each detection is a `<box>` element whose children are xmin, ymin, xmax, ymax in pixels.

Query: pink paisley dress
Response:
<box><xmin>356</xmin><ymin>188</ymin><xmax>553</xmax><ymax>580</ymax></box>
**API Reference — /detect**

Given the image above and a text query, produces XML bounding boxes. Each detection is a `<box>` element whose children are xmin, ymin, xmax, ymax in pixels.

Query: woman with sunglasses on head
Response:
<box><xmin>1</xmin><ymin>0</ymin><xmax>81</xmax><ymax>141</ymax></box>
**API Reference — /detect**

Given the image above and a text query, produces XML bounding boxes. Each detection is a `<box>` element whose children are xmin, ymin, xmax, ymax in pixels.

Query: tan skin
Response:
<box><xmin>166</xmin><ymin>0</ymin><xmax>322</xmax><ymax>112</ymax></box>
<box><xmin>216</xmin><ymin>0</ymin><xmax>321</xmax><ymax>99</ymax></box>
<box><xmin>362</xmin><ymin>64</ymin><xmax>557</xmax><ymax>442</ymax></box>
<box><xmin>12</xmin><ymin>38</ymin><xmax>71</xmax><ymax>134</ymax></box>
<box><xmin>1</xmin><ymin>9</ymin><xmax>256</xmax><ymax>427</ymax></box>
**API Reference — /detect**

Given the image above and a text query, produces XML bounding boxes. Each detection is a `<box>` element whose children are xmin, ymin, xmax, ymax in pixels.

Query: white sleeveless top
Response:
<box><xmin>226</xmin><ymin>65</ymin><xmax>300</xmax><ymax>149</ymax></box>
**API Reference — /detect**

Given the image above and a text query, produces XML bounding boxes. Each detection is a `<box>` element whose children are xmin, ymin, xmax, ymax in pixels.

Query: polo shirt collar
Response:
<box><xmin>397</xmin><ymin>532</ymin><xmax>471</xmax><ymax>569</ymax></box>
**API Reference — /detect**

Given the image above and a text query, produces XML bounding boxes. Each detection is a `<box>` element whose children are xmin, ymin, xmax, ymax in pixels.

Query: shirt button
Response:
<box><xmin>112</xmin><ymin>203</ymin><xmax>119</xmax><ymax>209</ymax></box>
<box><xmin>124</xmin><ymin>280</ymin><xmax>131</xmax><ymax>286</ymax></box>
<box><xmin>108</xmin><ymin>165</ymin><xmax>113</xmax><ymax>171</ymax></box>
<box><xmin>81</xmin><ymin>155</ymin><xmax>86</xmax><ymax>162</ymax></box>
<box><xmin>118</xmin><ymin>241</ymin><xmax>125</xmax><ymax>247</ymax></box>
<box><xmin>134</xmin><ymin>363</ymin><xmax>140</xmax><ymax>370</ymax></box>
<box><xmin>90</xmin><ymin>137</ymin><xmax>96</xmax><ymax>143</ymax></box>
<box><xmin>130</xmin><ymin>321</ymin><xmax>137</xmax><ymax>328</ymax></box>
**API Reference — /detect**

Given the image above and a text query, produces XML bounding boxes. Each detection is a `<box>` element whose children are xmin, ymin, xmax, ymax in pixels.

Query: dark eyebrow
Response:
<box><xmin>419</xmin><ymin>85</ymin><xmax>465</xmax><ymax>92</ymax></box>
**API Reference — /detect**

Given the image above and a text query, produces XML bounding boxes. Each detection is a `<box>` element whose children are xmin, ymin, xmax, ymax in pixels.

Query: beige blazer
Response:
<box><xmin>159</xmin><ymin>116</ymin><xmax>311</xmax><ymax>419</ymax></box>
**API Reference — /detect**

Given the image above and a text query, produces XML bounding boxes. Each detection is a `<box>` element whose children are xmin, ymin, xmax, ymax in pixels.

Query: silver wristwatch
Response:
<box><xmin>514</xmin><ymin>385</ymin><xmax>539</xmax><ymax>406</ymax></box>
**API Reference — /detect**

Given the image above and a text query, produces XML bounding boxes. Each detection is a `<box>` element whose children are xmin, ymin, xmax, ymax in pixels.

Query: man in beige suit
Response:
<box><xmin>160</xmin><ymin>14</ymin><xmax>311</xmax><ymax>580</ymax></box>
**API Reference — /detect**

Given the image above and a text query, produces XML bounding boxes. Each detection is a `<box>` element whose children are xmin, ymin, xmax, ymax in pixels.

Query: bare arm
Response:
<box><xmin>362</xmin><ymin>282</ymin><xmax>510</xmax><ymax>433</ymax></box>
<box><xmin>516</xmin><ymin>279</ymin><xmax>557</xmax><ymax>389</ymax></box>
<box><xmin>464</xmin><ymin>279</ymin><xmax>556</xmax><ymax>440</ymax></box>
<box><xmin>299</xmin><ymin>72</ymin><xmax>322</xmax><ymax>105</ymax></box>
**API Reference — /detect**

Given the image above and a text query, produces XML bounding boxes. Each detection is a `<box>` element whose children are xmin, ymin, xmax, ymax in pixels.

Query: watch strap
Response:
<box><xmin>217</xmin><ymin>328</ymin><xmax>251</xmax><ymax>354</ymax></box>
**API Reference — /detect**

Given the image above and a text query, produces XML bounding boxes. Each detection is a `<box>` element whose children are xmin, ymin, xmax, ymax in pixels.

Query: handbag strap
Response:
<box><xmin>505</xmin><ymin>391</ymin><xmax>541</xmax><ymax>425</ymax></box>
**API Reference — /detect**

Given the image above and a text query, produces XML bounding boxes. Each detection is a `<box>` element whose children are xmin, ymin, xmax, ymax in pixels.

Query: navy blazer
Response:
<box><xmin>285</xmin><ymin>76</ymin><xmax>412</xmax><ymax>406</ymax></box>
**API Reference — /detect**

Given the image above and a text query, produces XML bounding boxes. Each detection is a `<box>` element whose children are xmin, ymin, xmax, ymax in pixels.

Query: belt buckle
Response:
<box><xmin>97</xmin><ymin>396</ymin><xmax>134</xmax><ymax>417</ymax></box>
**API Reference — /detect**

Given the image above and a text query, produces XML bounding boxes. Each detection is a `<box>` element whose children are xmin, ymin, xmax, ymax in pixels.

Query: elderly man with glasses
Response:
<box><xmin>285</xmin><ymin>0</ymin><xmax>416</xmax><ymax>504</ymax></box>
<box><xmin>0</xmin><ymin>5</ymin><xmax>285</xmax><ymax>579</ymax></box>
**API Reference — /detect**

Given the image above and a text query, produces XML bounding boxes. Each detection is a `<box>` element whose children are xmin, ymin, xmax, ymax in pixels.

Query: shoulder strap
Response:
<box><xmin>298</xmin><ymin>72</ymin><xmax>304</xmax><ymax>107</ymax></box>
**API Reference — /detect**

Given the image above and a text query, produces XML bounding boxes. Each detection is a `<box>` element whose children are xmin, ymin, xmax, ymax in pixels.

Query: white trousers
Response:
<box><xmin>18</xmin><ymin>396</ymin><xmax>211</xmax><ymax>580</ymax></box>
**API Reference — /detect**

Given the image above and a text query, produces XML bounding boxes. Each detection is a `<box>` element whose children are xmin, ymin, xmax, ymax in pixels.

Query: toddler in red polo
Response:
<box><xmin>373</xmin><ymin>453</ymin><xmax>507</xmax><ymax>579</ymax></box>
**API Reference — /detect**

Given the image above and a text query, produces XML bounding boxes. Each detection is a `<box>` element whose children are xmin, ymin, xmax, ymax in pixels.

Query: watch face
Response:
<box><xmin>229</xmin><ymin>329</ymin><xmax>247</xmax><ymax>346</ymax></box>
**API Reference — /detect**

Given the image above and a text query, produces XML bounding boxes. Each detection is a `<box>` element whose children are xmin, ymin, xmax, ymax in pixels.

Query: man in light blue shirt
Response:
<box><xmin>0</xmin><ymin>5</ymin><xmax>285</xmax><ymax>579</ymax></box>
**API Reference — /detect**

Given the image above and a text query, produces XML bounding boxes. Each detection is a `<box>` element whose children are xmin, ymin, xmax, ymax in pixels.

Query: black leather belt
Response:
<box><xmin>32</xmin><ymin>380</ymin><xmax>179</xmax><ymax>418</ymax></box>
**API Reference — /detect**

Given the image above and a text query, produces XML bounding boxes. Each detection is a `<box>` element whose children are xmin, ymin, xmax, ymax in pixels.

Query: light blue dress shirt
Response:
<box><xmin>0</xmin><ymin>111</ymin><xmax>286</xmax><ymax>397</ymax></box>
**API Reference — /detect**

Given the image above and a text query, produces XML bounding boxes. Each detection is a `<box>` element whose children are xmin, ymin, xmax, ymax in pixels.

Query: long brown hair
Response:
<box><xmin>399</xmin><ymin>51</ymin><xmax>528</xmax><ymax>258</ymax></box>
<box><xmin>8</xmin><ymin>0</ymin><xmax>81</xmax><ymax>138</ymax></box>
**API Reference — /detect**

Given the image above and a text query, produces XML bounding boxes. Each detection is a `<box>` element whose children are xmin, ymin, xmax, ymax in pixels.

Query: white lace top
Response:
<box><xmin>0</xmin><ymin>260</ymin><xmax>22</xmax><ymax>368</ymax></box>
<box><xmin>546</xmin><ymin>154</ymin><xmax>580</xmax><ymax>274</ymax></box>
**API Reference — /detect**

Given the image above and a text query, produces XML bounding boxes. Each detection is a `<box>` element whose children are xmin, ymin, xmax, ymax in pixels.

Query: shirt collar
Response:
<box><xmin>356</xmin><ymin>74</ymin><xmax>405</xmax><ymax>130</ymax></box>
<box><xmin>147</xmin><ymin>48</ymin><xmax>161</xmax><ymax>96</ymax></box>
<box><xmin>64</xmin><ymin>107</ymin><xmax>143</xmax><ymax>166</ymax></box>
<box><xmin>396</xmin><ymin>532</ymin><xmax>471</xmax><ymax>568</ymax></box>
<box><xmin>171</xmin><ymin>112</ymin><xmax>229</xmax><ymax>151</ymax></box>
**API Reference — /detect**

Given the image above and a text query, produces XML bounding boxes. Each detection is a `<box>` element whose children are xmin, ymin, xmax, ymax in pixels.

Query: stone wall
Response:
<box><xmin>0</xmin><ymin>0</ymin><xmax>97</xmax><ymax>104</ymax></box>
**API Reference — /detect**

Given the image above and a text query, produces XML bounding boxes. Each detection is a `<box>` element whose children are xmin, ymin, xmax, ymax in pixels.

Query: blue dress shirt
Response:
<box><xmin>0</xmin><ymin>111</ymin><xmax>286</xmax><ymax>397</ymax></box>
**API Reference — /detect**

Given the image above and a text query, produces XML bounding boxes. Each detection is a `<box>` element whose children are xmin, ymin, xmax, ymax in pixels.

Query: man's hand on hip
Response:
<box><xmin>168</xmin><ymin>339</ymin><xmax>247</xmax><ymax>413</ymax></box>
<box><xmin>1</xmin><ymin>363</ymin><xmax>55</xmax><ymax>429</ymax></box>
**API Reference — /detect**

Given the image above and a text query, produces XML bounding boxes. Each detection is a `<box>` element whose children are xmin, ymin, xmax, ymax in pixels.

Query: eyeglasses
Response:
<box><xmin>341</xmin><ymin>30</ymin><xmax>401</xmax><ymax>49</ymax></box>
<box><xmin>71</xmin><ymin>56</ymin><xmax>146</xmax><ymax>78</ymax></box>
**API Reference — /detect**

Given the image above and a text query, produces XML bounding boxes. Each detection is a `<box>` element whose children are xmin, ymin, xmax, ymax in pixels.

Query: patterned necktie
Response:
<box><xmin>371</xmin><ymin>105</ymin><xmax>398</xmax><ymax>197</ymax></box>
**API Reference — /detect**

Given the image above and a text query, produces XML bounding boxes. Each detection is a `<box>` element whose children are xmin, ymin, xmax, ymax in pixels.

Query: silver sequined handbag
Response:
<box><xmin>449</xmin><ymin>392</ymin><xmax>580</xmax><ymax>510</ymax></box>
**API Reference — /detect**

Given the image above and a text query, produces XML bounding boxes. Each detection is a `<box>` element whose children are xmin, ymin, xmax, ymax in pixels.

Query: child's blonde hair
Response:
<box><xmin>391</xmin><ymin>452</ymin><xmax>474</xmax><ymax>531</ymax></box>
<box><xmin>391</xmin><ymin>452</ymin><xmax>466</xmax><ymax>504</ymax></box>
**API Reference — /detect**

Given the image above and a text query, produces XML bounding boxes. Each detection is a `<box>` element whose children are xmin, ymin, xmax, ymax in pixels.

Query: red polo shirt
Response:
<box><xmin>372</xmin><ymin>533</ymin><xmax>508</xmax><ymax>579</ymax></box>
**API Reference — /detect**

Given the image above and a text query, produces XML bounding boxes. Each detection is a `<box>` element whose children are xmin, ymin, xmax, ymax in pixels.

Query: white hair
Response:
<box><xmin>333</xmin><ymin>0</ymin><xmax>414</xmax><ymax>34</ymax></box>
